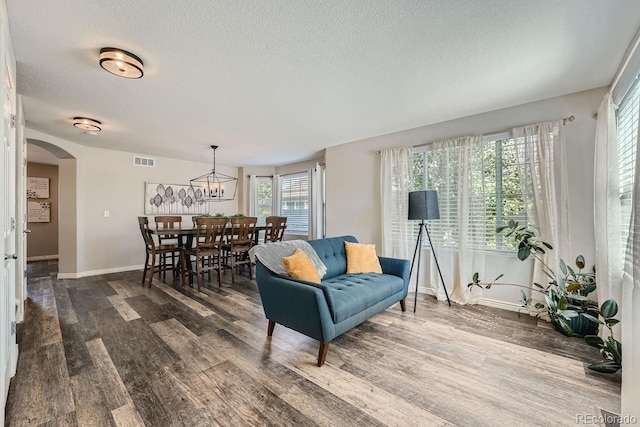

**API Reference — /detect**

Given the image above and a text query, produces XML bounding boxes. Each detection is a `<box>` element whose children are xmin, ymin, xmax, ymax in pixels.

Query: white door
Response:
<box><xmin>15</xmin><ymin>96</ymin><xmax>25</xmax><ymax>324</ymax></box>
<box><xmin>0</xmin><ymin>22</ymin><xmax>17</xmax><ymax>425</ymax></box>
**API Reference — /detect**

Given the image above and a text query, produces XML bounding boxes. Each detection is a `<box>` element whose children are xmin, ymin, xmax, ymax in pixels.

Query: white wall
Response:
<box><xmin>325</xmin><ymin>87</ymin><xmax>606</xmax><ymax>305</ymax></box>
<box><xmin>25</xmin><ymin>129</ymin><xmax>240</xmax><ymax>277</ymax></box>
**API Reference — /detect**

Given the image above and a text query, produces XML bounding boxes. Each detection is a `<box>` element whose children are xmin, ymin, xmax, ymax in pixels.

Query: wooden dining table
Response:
<box><xmin>149</xmin><ymin>225</ymin><xmax>268</xmax><ymax>285</ymax></box>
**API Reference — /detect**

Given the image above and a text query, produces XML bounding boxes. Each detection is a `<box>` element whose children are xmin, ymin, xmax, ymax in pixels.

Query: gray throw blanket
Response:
<box><xmin>249</xmin><ymin>240</ymin><xmax>327</xmax><ymax>278</ymax></box>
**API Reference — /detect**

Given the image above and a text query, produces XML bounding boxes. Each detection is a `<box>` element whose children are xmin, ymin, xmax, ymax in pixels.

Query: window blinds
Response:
<box><xmin>279</xmin><ymin>172</ymin><xmax>309</xmax><ymax>235</ymax></box>
<box><xmin>617</xmin><ymin>76</ymin><xmax>640</xmax><ymax>261</ymax></box>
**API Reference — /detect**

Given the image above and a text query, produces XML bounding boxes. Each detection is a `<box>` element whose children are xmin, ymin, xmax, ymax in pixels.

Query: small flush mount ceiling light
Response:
<box><xmin>73</xmin><ymin>117</ymin><xmax>102</xmax><ymax>132</ymax></box>
<box><xmin>99</xmin><ymin>47</ymin><xmax>144</xmax><ymax>79</ymax></box>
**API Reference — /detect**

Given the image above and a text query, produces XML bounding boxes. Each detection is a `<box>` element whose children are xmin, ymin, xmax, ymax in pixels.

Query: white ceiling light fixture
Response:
<box><xmin>99</xmin><ymin>47</ymin><xmax>144</xmax><ymax>79</ymax></box>
<box><xmin>190</xmin><ymin>145</ymin><xmax>238</xmax><ymax>202</ymax></box>
<box><xmin>73</xmin><ymin>116</ymin><xmax>102</xmax><ymax>132</ymax></box>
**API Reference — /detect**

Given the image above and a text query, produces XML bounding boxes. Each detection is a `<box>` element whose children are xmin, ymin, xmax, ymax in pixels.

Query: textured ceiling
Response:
<box><xmin>6</xmin><ymin>0</ymin><xmax>640</xmax><ymax>167</ymax></box>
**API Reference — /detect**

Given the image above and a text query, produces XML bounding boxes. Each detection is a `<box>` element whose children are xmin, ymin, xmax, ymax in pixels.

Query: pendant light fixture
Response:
<box><xmin>190</xmin><ymin>145</ymin><xmax>238</xmax><ymax>202</ymax></box>
<box><xmin>99</xmin><ymin>47</ymin><xmax>144</xmax><ymax>79</ymax></box>
<box><xmin>73</xmin><ymin>117</ymin><xmax>102</xmax><ymax>132</ymax></box>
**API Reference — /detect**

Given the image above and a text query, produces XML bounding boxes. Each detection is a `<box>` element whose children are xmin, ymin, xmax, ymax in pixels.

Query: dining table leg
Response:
<box><xmin>178</xmin><ymin>235</ymin><xmax>195</xmax><ymax>286</ymax></box>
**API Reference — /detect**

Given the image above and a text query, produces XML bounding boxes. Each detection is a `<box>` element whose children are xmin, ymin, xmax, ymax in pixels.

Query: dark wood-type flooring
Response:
<box><xmin>5</xmin><ymin>260</ymin><xmax>620</xmax><ymax>426</ymax></box>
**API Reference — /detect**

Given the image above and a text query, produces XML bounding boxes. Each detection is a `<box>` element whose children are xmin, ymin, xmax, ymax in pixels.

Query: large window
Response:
<box><xmin>412</xmin><ymin>135</ymin><xmax>528</xmax><ymax>251</ymax></box>
<box><xmin>279</xmin><ymin>172</ymin><xmax>309</xmax><ymax>235</ymax></box>
<box><xmin>254</xmin><ymin>177</ymin><xmax>273</xmax><ymax>222</ymax></box>
<box><xmin>617</xmin><ymin>76</ymin><xmax>639</xmax><ymax>261</ymax></box>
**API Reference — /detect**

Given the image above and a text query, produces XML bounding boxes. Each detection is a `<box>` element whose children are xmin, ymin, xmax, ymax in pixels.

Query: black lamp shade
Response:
<box><xmin>408</xmin><ymin>190</ymin><xmax>440</xmax><ymax>220</ymax></box>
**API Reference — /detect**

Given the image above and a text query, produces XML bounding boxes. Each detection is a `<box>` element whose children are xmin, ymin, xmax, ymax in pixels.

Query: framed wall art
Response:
<box><xmin>27</xmin><ymin>177</ymin><xmax>50</xmax><ymax>198</ymax></box>
<box><xmin>144</xmin><ymin>182</ymin><xmax>208</xmax><ymax>215</ymax></box>
<box><xmin>27</xmin><ymin>201</ymin><xmax>51</xmax><ymax>223</ymax></box>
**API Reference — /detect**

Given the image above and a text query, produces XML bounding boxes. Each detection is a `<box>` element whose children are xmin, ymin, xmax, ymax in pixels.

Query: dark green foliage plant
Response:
<box><xmin>468</xmin><ymin>220</ymin><xmax>598</xmax><ymax>336</ymax></box>
<box><xmin>468</xmin><ymin>220</ymin><xmax>622</xmax><ymax>373</ymax></box>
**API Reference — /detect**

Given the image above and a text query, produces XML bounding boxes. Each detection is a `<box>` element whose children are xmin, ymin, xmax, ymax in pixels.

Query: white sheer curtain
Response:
<box><xmin>594</xmin><ymin>93</ymin><xmax>623</xmax><ymax>325</ymax></box>
<box><xmin>248</xmin><ymin>175</ymin><xmax>258</xmax><ymax>216</ymax></box>
<box><xmin>512</xmin><ymin>122</ymin><xmax>569</xmax><ymax>304</ymax></box>
<box><xmin>380</xmin><ymin>146</ymin><xmax>413</xmax><ymax>258</ymax></box>
<box><xmin>309</xmin><ymin>163</ymin><xmax>325</xmax><ymax>239</ymax></box>
<box><xmin>424</xmin><ymin>136</ymin><xmax>486</xmax><ymax>304</ymax></box>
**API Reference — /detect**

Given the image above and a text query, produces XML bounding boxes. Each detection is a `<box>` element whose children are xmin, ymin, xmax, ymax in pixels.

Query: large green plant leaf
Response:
<box><xmin>607</xmin><ymin>337</ymin><xmax>623</xmax><ymax>363</ymax></box>
<box><xmin>559</xmin><ymin>309</ymin><xmax>579</xmax><ymax>318</ymax></box>
<box><xmin>554</xmin><ymin>318</ymin><xmax>574</xmax><ymax>336</ymax></box>
<box><xmin>601</xmin><ymin>299</ymin><xmax>618</xmax><ymax>318</ymax></box>
<box><xmin>587</xmin><ymin>361</ymin><xmax>622</xmax><ymax>373</ymax></box>
<box><xmin>517</xmin><ymin>246</ymin><xmax>530</xmax><ymax>260</ymax></box>
<box><xmin>544</xmin><ymin>293</ymin><xmax>556</xmax><ymax>310</ymax></box>
<box><xmin>581</xmin><ymin>283</ymin><xmax>597</xmax><ymax>296</ymax></box>
<box><xmin>566</xmin><ymin>282</ymin><xmax>581</xmax><ymax>292</ymax></box>
<box><xmin>560</xmin><ymin>259</ymin><xmax>567</xmax><ymax>275</ymax></box>
<box><xmin>605</xmin><ymin>318</ymin><xmax>620</xmax><ymax>327</ymax></box>
<box><xmin>581</xmin><ymin>313</ymin><xmax>603</xmax><ymax>325</ymax></box>
<box><xmin>584</xmin><ymin>335</ymin><xmax>604</xmax><ymax>348</ymax></box>
<box><xmin>557</xmin><ymin>296</ymin><xmax>568</xmax><ymax>311</ymax></box>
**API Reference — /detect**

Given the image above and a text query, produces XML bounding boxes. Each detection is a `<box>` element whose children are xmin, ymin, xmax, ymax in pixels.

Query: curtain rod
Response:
<box><xmin>375</xmin><ymin>115</ymin><xmax>575</xmax><ymax>154</ymax></box>
<box><xmin>611</xmin><ymin>27</ymin><xmax>640</xmax><ymax>94</ymax></box>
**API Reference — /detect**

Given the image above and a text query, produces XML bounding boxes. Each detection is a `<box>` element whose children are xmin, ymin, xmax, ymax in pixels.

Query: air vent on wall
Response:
<box><xmin>133</xmin><ymin>155</ymin><xmax>155</xmax><ymax>167</ymax></box>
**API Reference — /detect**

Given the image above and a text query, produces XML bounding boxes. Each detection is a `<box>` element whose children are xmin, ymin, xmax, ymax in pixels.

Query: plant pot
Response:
<box><xmin>551</xmin><ymin>312</ymin><xmax>599</xmax><ymax>337</ymax></box>
<box><xmin>568</xmin><ymin>312</ymin><xmax>599</xmax><ymax>337</ymax></box>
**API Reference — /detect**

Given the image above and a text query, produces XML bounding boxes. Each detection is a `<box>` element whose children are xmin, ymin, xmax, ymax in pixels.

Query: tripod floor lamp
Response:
<box><xmin>408</xmin><ymin>190</ymin><xmax>451</xmax><ymax>311</ymax></box>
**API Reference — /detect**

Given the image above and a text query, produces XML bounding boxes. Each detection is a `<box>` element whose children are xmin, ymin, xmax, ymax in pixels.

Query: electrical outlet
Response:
<box><xmin>104</xmin><ymin>210</ymin><xmax>110</xmax><ymax>218</ymax></box>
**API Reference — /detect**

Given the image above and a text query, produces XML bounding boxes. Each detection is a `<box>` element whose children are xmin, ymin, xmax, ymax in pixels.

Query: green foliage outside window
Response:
<box><xmin>256</xmin><ymin>178</ymin><xmax>273</xmax><ymax>220</ymax></box>
<box><xmin>412</xmin><ymin>137</ymin><xmax>527</xmax><ymax>251</ymax></box>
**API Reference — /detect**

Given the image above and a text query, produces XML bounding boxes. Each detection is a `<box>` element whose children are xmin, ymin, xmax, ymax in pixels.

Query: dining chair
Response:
<box><xmin>138</xmin><ymin>216</ymin><xmax>180</xmax><ymax>288</ymax></box>
<box><xmin>181</xmin><ymin>216</ymin><xmax>227</xmax><ymax>291</ymax></box>
<box><xmin>154</xmin><ymin>215</ymin><xmax>182</xmax><ymax>279</ymax></box>
<box><xmin>222</xmin><ymin>216</ymin><xmax>257</xmax><ymax>283</ymax></box>
<box><xmin>263</xmin><ymin>216</ymin><xmax>287</xmax><ymax>243</ymax></box>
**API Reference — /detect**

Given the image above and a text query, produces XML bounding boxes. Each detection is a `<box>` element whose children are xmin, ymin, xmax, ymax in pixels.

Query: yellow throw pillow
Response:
<box><xmin>283</xmin><ymin>248</ymin><xmax>321</xmax><ymax>283</ymax></box>
<box><xmin>345</xmin><ymin>241</ymin><xmax>382</xmax><ymax>274</ymax></box>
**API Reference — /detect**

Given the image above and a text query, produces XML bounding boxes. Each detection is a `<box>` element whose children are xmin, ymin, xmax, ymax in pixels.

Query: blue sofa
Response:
<box><xmin>255</xmin><ymin>235</ymin><xmax>411</xmax><ymax>366</ymax></box>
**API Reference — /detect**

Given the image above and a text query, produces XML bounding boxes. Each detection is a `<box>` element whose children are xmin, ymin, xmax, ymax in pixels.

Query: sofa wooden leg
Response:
<box><xmin>267</xmin><ymin>320</ymin><xmax>276</xmax><ymax>337</ymax></box>
<box><xmin>399</xmin><ymin>298</ymin><xmax>406</xmax><ymax>312</ymax></box>
<box><xmin>317</xmin><ymin>342</ymin><xmax>329</xmax><ymax>367</ymax></box>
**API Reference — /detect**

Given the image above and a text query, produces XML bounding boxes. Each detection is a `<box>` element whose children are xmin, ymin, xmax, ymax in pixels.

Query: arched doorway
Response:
<box><xmin>25</xmin><ymin>139</ymin><xmax>77</xmax><ymax>276</ymax></box>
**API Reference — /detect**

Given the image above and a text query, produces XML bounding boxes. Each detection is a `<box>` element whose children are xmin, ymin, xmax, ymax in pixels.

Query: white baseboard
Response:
<box><xmin>9</xmin><ymin>344</ymin><xmax>17</xmax><ymax>378</ymax></box>
<box><xmin>415</xmin><ymin>285</ymin><xmax>524</xmax><ymax>313</ymax></box>
<box><xmin>26</xmin><ymin>255</ymin><xmax>58</xmax><ymax>261</ymax></box>
<box><xmin>476</xmin><ymin>297</ymin><xmax>524</xmax><ymax>313</ymax></box>
<box><xmin>58</xmin><ymin>264</ymin><xmax>144</xmax><ymax>279</ymax></box>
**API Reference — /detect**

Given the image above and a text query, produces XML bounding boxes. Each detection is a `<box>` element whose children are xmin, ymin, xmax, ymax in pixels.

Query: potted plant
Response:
<box><xmin>469</xmin><ymin>220</ymin><xmax>623</xmax><ymax>373</ymax></box>
<box><xmin>469</xmin><ymin>220</ymin><xmax>598</xmax><ymax>337</ymax></box>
